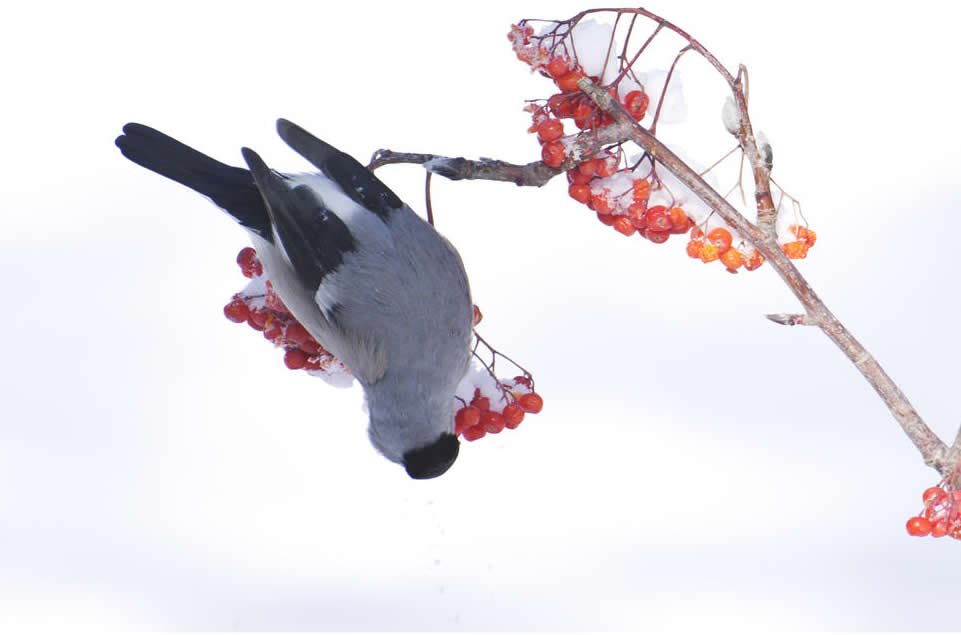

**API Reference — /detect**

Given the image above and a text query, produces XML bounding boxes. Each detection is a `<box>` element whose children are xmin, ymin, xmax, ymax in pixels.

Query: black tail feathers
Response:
<box><xmin>115</xmin><ymin>123</ymin><xmax>271</xmax><ymax>239</ymax></box>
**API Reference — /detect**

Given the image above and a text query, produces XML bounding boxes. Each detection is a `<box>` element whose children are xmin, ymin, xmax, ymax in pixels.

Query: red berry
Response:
<box><xmin>548</xmin><ymin>93</ymin><xmax>575</xmax><ymax>118</ymax></box>
<box><xmin>223</xmin><ymin>298</ymin><xmax>249</xmax><ymax>323</ymax></box>
<box><xmin>568</xmin><ymin>184</ymin><xmax>592</xmax><ymax>204</ymax></box>
<box><xmin>513</xmin><ymin>375</ymin><xmax>533</xmax><ymax>389</ymax></box>
<box><xmin>455</xmin><ymin>406</ymin><xmax>482</xmax><ymax>435</ymax></box>
<box><xmin>536</xmin><ymin>118</ymin><xmax>564</xmax><ymax>143</ymax></box>
<box><xmin>263</xmin><ymin>321</ymin><xmax>283</xmax><ymax>341</ymax></box>
<box><xmin>472</xmin><ymin>305</ymin><xmax>483</xmax><ymax>326</ymax></box>
<box><xmin>577</xmin><ymin>159</ymin><xmax>596</xmax><ymax>178</ymax></box>
<box><xmin>462</xmin><ymin>425</ymin><xmax>486</xmax><ymax>442</ymax></box>
<box><xmin>930</xmin><ymin>520</ymin><xmax>950</xmax><ymax>538</ymax></box>
<box><xmin>594</xmin><ymin>155</ymin><xmax>617</xmax><ymax>177</ymax></box>
<box><xmin>645</xmin><ymin>206</ymin><xmax>671</xmax><ymax>232</ymax></box>
<box><xmin>236</xmin><ymin>247</ymin><xmax>262</xmax><ymax>278</ymax></box>
<box><xmin>596</xmin><ymin>212</ymin><xmax>616</xmax><ymax>226</ymax></box>
<box><xmin>923</xmin><ymin>486</ymin><xmax>947</xmax><ymax>506</ymax></box>
<box><xmin>541</xmin><ymin>141</ymin><xmax>566</xmax><ymax>167</ymax></box>
<box><xmin>471</xmin><ymin>395</ymin><xmax>491</xmax><ymax>412</ymax></box>
<box><xmin>906</xmin><ymin>516</ymin><xmax>932</xmax><ymax>537</ymax></box>
<box><xmin>247</xmin><ymin>308</ymin><xmax>269</xmax><ymax>331</ymax></box>
<box><xmin>284</xmin><ymin>348</ymin><xmax>308</xmax><ymax>370</ymax></box>
<box><xmin>481</xmin><ymin>411</ymin><xmax>506</xmax><ymax>434</ymax></box>
<box><xmin>556</xmin><ymin>69</ymin><xmax>585</xmax><ymax>92</ymax></box>
<box><xmin>503</xmin><ymin>404</ymin><xmax>525</xmax><ymax>429</ymax></box>
<box><xmin>567</xmin><ymin>168</ymin><xmax>592</xmax><ymax>185</ymax></box>
<box><xmin>518</xmin><ymin>392</ymin><xmax>543</xmax><ymax>413</ymax></box>
<box><xmin>613</xmin><ymin>216</ymin><xmax>635</xmax><ymax>236</ymax></box>
<box><xmin>546</xmin><ymin>56</ymin><xmax>570</xmax><ymax>78</ymax></box>
<box><xmin>572</xmin><ymin>101</ymin><xmax>594</xmax><ymax>121</ymax></box>
<box><xmin>591</xmin><ymin>193</ymin><xmax>612</xmax><ymax>214</ymax></box>
<box><xmin>622</xmin><ymin>90</ymin><xmax>650</xmax><ymax>120</ymax></box>
<box><xmin>627</xmin><ymin>202</ymin><xmax>647</xmax><ymax>228</ymax></box>
<box><xmin>284</xmin><ymin>322</ymin><xmax>310</xmax><ymax>346</ymax></box>
<box><xmin>645</xmin><ymin>230</ymin><xmax>670</xmax><ymax>244</ymax></box>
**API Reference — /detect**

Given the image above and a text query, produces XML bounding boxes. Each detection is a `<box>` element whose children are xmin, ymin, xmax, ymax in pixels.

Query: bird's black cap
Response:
<box><xmin>403</xmin><ymin>433</ymin><xmax>459</xmax><ymax>479</ymax></box>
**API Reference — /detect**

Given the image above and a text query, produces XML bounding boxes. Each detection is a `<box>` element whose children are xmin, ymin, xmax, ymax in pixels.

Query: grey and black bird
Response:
<box><xmin>116</xmin><ymin>120</ymin><xmax>473</xmax><ymax>479</ymax></box>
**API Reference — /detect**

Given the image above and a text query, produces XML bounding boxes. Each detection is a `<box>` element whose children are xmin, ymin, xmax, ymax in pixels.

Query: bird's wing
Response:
<box><xmin>241</xmin><ymin>147</ymin><xmax>356</xmax><ymax>291</ymax></box>
<box><xmin>275</xmin><ymin>118</ymin><xmax>403</xmax><ymax>222</ymax></box>
<box><xmin>241</xmin><ymin>147</ymin><xmax>389</xmax><ymax>384</ymax></box>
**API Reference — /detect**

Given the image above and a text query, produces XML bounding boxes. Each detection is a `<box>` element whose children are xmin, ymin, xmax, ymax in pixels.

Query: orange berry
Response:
<box><xmin>720</xmin><ymin>248</ymin><xmax>744</xmax><ymax>272</ymax></box>
<box><xmin>690</xmin><ymin>226</ymin><xmax>704</xmax><ymax>240</ymax></box>
<box><xmin>668</xmin><ymin>207</ymin><xmax>691</xmax><ymax>232</ymax></box>
<box><xmin>707</xmin><ymin>227</ymin><xmax>733</xmax><ymax>251</ymax></box>
<box><xmin>744</xmin><ymin>250</ymin><xmax>765</xmax><ymax>271</ymax></box>
<box><xmin>686</xmin><ymin>239</ymin><xmax>703</xmax><ymax>258</ymax></box>
<box><xmin>781</xmin><ymin>241</ymin><xmax>809</xmax><ymax>259</ymax></box>
<box><xmin>613</xmin><ymin>216</ymin><xmax>635</xmax><ymax>236</ymax></box>
<box><xmin>632</xmin><ymin>179</ymin><xmax>650</xmax><ymax>202</ymax></box>
<box><xmin>699</xmin><ymin>243</ymin><xmax>720</xmax><ymax>263</ymax></box>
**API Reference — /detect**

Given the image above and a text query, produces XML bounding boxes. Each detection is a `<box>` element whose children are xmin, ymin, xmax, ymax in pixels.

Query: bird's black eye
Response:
<box><xmin>403</xmin><ymin>433</ymin><xmax>459</xmax><ymax>479</ymax></box>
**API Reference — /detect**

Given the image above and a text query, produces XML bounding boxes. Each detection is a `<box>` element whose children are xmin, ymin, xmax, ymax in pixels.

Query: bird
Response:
<box><xmin>115</xmin><ymin>120</ymin><xmax>473</xmax><ymax>479</ymax></box>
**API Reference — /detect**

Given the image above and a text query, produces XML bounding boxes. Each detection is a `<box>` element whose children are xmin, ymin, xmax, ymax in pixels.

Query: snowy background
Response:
<box><xmin>4</xmin><ymin>0</ymin><xmax>961</xmax><ymax>630</ymax></box>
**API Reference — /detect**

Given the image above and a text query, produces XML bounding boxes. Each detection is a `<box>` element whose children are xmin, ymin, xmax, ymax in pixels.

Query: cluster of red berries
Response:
<box><xmin>455</xmin><ymin>377</ymin><xmax>544</xmax><ymax>442</ymax></box>
<box><xmin>510</xmin><ymin>22</ymin><xmax>820</xmax><ymax>271</ymax></box>
<box><xmin>906</xmin><ymin>482</ymin><xmax>961</xmax><ymax>540</ymax></box>
<box><xmin>222</xmin><ymin>247</ymin><xmax>346</xmax><ymax>376</ymax></box>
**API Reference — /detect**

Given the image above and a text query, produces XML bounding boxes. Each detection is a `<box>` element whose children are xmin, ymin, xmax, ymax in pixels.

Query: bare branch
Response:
<box><xmin>367</xmin><ymin>150</ymin><xmax>560</xmax><ymax>187</ymax></box>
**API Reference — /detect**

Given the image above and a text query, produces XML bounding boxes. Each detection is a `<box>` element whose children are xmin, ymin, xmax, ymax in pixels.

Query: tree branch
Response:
<box><xmin>576</xmin><ymin>77</ymin><xmax>950</xmax><ymax>473</ymax></box>
<box><xmin>367</xmin><ymin>150</ymin><xmax>560</xmax><ymax>187</ymax></box>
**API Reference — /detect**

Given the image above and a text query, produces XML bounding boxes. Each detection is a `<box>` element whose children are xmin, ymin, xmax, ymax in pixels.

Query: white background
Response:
<box><xmin>3</xmin><ymin>1</ymin><xmax>961</xmax><ymax>630</ymax></box>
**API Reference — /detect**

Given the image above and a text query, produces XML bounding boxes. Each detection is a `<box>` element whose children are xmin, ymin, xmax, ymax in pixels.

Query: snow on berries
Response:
<box><xmin>225</xmin><ymin>247</ymin><xmax>542</xmax><ymax>443</ymax></box>
<box><xmin>224</xmin><ymin>247</ymin><xmax>352</xmax><ymax>387</ymax></box>
<box><xmin>905</xmin><ymin>481</ymin><xmax>961</xmax><ymax>540</ymax></box>
<box><xmin>511</xmin><ymin>15</ymin><xmax>815</xmax><ymax>273</ymax></box>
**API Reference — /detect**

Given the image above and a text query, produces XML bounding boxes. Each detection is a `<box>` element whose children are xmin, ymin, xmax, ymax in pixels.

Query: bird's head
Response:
<box><xmin>365</xmin><ymin>381</ymin><xmax>460</xmax><ymax>479</ymax></box>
